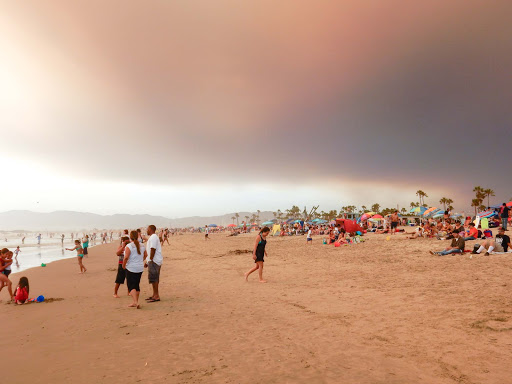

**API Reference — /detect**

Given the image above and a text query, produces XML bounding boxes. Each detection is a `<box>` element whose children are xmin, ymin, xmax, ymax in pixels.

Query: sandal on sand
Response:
<box><xmin>145</xmin><ymin>297</ymin><xmax>153</xmax><ymax>301</ymax></box>
<box><xmin>147</xmin><ymin>298</ymin><xmax>160</xmax><ymax>303</ymax></box>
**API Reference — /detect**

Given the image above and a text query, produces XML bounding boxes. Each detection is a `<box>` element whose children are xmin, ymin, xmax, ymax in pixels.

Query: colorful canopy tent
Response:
<box><xmin>335</xmin><ymin>218</ymin><xmax>364</xmax><ymax>234</ymax></box>
<box><xmin>272</xmin><ymin>224</ymin><xmax>281</xmax><ymax>236</ymax></box>
<box><xmin>261</xmin><ymin>221</ymin><xmax>274</xmax><ymax>226</ymax></box>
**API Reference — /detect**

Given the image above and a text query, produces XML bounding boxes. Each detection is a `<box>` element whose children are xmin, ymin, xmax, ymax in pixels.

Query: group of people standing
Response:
<box><xmin>114</xmin><ymin>225</ymin><xmax>163</xmax><ymax>308</ymax></box>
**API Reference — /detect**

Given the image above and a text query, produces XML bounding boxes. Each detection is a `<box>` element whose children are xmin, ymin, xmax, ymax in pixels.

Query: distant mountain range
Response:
<box><xmin>0</xmin><ymin>210</ymin><xmax>276</xmax><ymax>231</ymax></box>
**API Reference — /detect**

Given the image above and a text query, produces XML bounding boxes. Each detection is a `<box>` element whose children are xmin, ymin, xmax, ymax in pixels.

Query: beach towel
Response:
<box><xmin>272</xmin><ymin>224</ymin><xmax>281</xmax><ymax>236</ymax></box>
<box><xmin>481</xmin><ymin>218</ymin><xmax>489</xmax><ymax>230</ymax></box>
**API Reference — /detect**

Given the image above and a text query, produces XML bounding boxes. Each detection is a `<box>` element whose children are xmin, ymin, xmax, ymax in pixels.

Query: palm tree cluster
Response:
<box><xmin>415</xmin><ymin>190</ymin><xmax>428</xmax><ymax>207</ymax></box>
<box><xmin>471</xmin><ymin>186</ymin><xmax>495</xmax><ymax>216</ymax></box>
<box><xmin>439</xmin><ymin>197</ymin><xmax>454</xmax><ymax>211</ymax></box>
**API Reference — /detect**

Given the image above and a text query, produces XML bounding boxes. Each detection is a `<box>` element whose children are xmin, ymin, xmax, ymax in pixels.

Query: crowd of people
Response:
<box><xmin>2</xmin><ymin>203</ymin><xmax>511</xmax><ymax>304</ymax></box>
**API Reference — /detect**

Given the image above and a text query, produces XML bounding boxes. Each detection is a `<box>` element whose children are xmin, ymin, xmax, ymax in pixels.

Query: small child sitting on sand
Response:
<box><xmin>14</xmin><ymin>276</ymin><xmax>29</xmax><ymax>305</ymax></box>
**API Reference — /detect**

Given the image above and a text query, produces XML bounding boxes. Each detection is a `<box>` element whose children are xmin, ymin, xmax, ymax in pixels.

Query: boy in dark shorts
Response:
<box><xmin>390</xmin><ymin>211</ymin><xmax>399</xmax><ymax>235</ymax></box>
<box><xmin>114</xmin><ymin>236</ymin><xmax>130</xmax><ymax>298</ymax></box>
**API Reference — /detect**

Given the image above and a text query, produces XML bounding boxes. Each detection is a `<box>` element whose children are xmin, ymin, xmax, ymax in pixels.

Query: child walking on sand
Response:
<box><xmin>14</xmin><ymin>276</ymin><xmax>29</xmax><ymax>304</ymax></box>
<box><xmin>244</xmin><ymin>227</ymin><xmax>270</xmax><ymax>283</ymax></box>
<box><xmin>66</xmin><ymin>240</ymin><xmax>87</xmax><ymax>273</ymax></box>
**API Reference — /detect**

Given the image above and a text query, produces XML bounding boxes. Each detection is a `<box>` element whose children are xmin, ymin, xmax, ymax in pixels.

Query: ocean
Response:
<box><xmin>1</xmin><ymin>235</ymin><xmax>109</xmax><ymax>274</ymax></box>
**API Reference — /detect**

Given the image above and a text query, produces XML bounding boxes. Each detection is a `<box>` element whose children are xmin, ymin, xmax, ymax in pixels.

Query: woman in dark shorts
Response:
<box><xmin>244</xmin><ymin>227</ymin><xmax>270</xmax><ymax>283</ymax></box>
<box><xmin>114</xmin><ymin>236</ymin><xmax>130</xmax><ymax>298</ymax></box>
<box><xmin>122</xmin><ymin>231</ymin><xmax>146</xmax><ymax>308</ymax></box>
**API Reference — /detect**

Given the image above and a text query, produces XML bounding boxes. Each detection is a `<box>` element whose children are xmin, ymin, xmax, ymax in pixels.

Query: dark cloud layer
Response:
<box><xmin>2</xmin><ymin>0</ymin><xmax>511</xmax><ymax>205</ymax></box>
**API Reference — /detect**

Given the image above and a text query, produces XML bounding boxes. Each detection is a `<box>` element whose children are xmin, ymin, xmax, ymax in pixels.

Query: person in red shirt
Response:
<box><xmin>14</xmin><ymin>276</ymin><xmax>29</xmax><ymax>304</ymax></box>
<box><xmin>464</xmin><ymin>223</ymin><xmax>479</xmax><ymax>241</ymax></box>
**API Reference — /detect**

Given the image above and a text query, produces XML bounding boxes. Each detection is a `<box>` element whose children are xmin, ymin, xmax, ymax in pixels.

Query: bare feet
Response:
<box><xmin>259</xmin><ymin>280</ymin><xmax>267</xmax><ymax>283</ymax></box>
<box><xmin>244</xmin><ymin>272</ymin><xmax>249</xmax><ymax>282</ymax></box>
<box><xmin>113</xmin><ymin>294</ymin><xmax>120</xmax><ymax>298</ymax></box>
<box><xmin>128</xmin><ymin>303</ymin><xmax>138</xmax><ymax>308</ymax></box>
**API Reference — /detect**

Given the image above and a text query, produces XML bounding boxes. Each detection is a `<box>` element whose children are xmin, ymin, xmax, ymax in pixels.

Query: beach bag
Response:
<box><xmin>334</xmin><ymin>242</ymin><xmax>341</xmax><ymax>247</ymax></box>
<box><xmin>483</xmin><ymin>229</ymin><xmax>493</xmax><ymax>238</ymax></box>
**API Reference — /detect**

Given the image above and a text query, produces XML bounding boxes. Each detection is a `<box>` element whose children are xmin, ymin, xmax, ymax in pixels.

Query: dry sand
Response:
<box><xmin>3</xmin><ymin>231</ymin><xmax>512</xmax><ymax>383</ymax></box>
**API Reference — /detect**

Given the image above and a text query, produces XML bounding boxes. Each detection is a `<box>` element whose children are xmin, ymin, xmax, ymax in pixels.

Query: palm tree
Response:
<box><xmin>231</xmin><ymin>216</ymin><xmax>236</xmax><ymax>224</ymax></box>
<box><xmin>483</xmin><ymin>188</ymin><xmax>495</xmax><ymax>207</ymax></box>
<box><xmin>235</xmin><ymin>212</ymin><xmax>240</xmax><ymax>226</ymax></box>
<box><xmin>473</xmin><ymin>186</ymin><xmax>485</xmax><ymax>201</ymax></box>
<box><xmin>371</xmin><ymin>203</ymin><xmax>381</xmax><ymax>213</ymax></box>
<box><xmin>416</xmin><ymin>190</ymin><xmax>427</xmax><ymax>206</ymax></box>
<box><xmin>400</xmin><ymin>208</ymin><xmax>407</xmax><ymax>215</ymax></box>
<box><xmin>361</xmin><ymin>205</ymin><xmax>367</xmax><ymax>213</ymax></box>
<box><xmin>471</xmin><ymin>199</ymin><xmax>480</xmax><ymax>217</ymax></box>
<box><xmin>410</xmin><ymin>202</ymin><xmax>419</xmax><ymax>209</ymax></box>
<box><xmin>439</xmin><ymin>197</ymin><xmax>453</xmax><ymax>210</ymax></box>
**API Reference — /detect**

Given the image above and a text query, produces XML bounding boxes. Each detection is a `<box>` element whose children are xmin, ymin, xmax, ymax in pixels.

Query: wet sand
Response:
<box><xmin>3</xmin><ymin>232</ymin><xmax>512</xmax><ymax>383</ymax></box>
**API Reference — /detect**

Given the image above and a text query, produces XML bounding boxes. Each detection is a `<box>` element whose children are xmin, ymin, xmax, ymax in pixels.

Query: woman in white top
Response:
<box><xmin>122</xmin><ymin>230</ymin><xmax>147</xmax><ymax>308</ymax></box>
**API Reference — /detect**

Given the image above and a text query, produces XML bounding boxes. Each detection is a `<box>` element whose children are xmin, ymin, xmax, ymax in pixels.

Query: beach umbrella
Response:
<box><xmin>507</xmin><ymin>201</ymin><xmax>512</xmax><ymax>207</ymax></box>
<box><xmin>227</xmin><ymin>224</ymin><xmax>236</xmax><ymax>227</ymax></box>
<box><xmin>208</xmin><ymin>224</ymin><xmax>217</xmax><ymax>227</ymax></box>
<box><xmin>490</xmin><ymin>204</ymin><xmax>502</xmax><ymax>209</ymax></box>
<box><xmin>409</xmin><ymin>206</ymin><xmax>427</xmax><ymax>214</ymax></box>
<box><xmin>422</xmin><ymin>207</ymin><xmax>438</xmax><ymax>216</ymax></box>
<box><xmin>477</xmin><ymin>210</ymin><xmax>496</xmax><ymax>219</ymax></box>
<box><xmin>261</xmin><ymin>221</ymin><xmax>274</xmax><ymax>226</ymax></box>
<box><xmin>372</xmin><ymin>214</ymin><xmax>383</xmax><ymax>219</ymax></box>
<box><xmin>450</xmin><ymin>213</ymin><xmax>463</xmax><ymax>218</ymax></box>
<box><xmin>365</xmin><ymin>212</ymin><xmax>376</xmax><ymax>216</ymax></box>
<box><xmin>432</xmin><ymin>212</ymin><xmax>444</xmax><ymax>219</ymax></box>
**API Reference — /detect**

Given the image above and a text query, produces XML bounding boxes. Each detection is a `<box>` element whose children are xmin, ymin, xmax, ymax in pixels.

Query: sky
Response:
<box><xmin>1</xmin><ymin>0</ymin><xmax>511</xmax><ymax>217</ymax></box>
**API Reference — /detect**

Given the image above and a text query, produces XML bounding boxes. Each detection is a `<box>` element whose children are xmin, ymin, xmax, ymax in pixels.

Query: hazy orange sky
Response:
<box><xmin>1</xmin><ymin>1</ymin><xmax>511</xmax><ymax>216</ymax></box>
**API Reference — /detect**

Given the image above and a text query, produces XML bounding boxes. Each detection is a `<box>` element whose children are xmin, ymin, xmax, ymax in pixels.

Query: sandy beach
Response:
<box><xmin>4</xmin><ymin>231</ymin><xmax>512</xmax><ymax>383</ymax></box>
